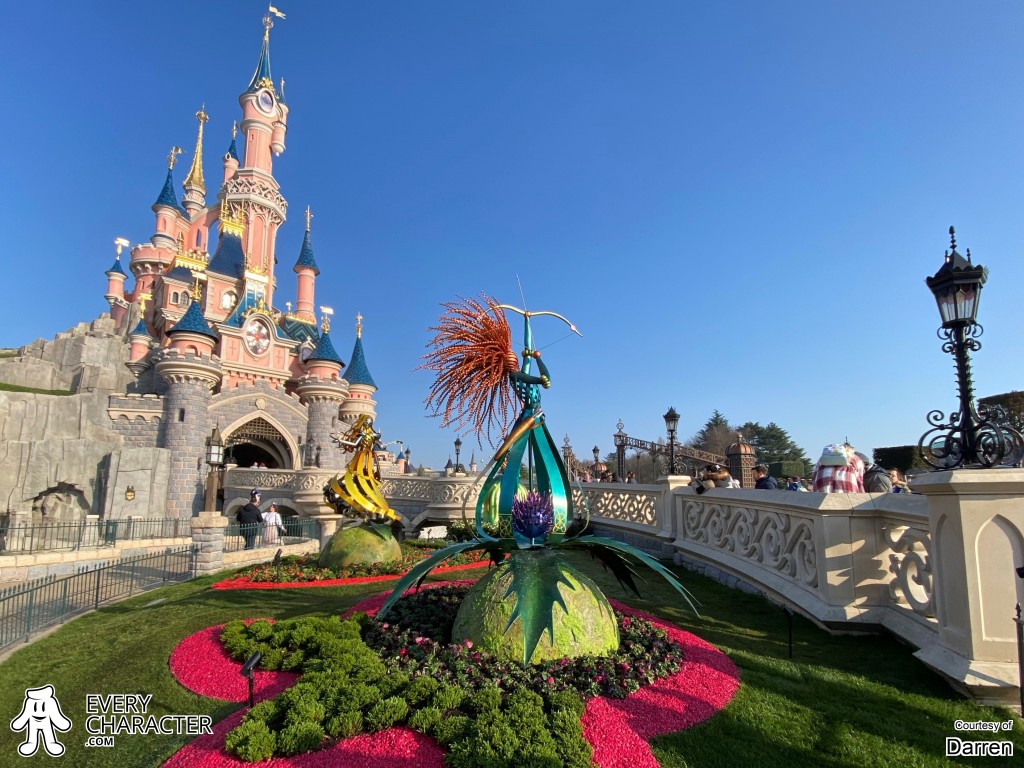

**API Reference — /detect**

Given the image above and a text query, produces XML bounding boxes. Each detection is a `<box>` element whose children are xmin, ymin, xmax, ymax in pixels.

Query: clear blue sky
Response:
<box><xmin>4</xmin><ymin>1</ymin><xmax>1024</xmax><ymax>471</ymax></box>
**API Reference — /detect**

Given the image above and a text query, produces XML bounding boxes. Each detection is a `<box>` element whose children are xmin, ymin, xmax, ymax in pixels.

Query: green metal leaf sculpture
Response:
<box><xmin>563</xmin><ymin>535</ymin><xmax>701</xmax><ymax>614</ymax></box>
<box><xmin>501</xmin><ymin>549</ymin><xmax>576</xmax><ymax>665</ymax></box>
<box><xmin>376</xmin><ymin>540</ymin><xmax>505</xmax><ymax>619</ymax></box>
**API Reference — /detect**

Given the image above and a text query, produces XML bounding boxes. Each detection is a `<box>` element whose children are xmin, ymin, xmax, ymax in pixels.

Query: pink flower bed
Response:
<box><xmin>211</xmin><ymin>560</ymin><xmax>489</xmax><ymax>591</ymax></box>
<box><xmin>166</xmin><ymin>581</ymin><xmax>739</xmax><ymax>767</ymax></box>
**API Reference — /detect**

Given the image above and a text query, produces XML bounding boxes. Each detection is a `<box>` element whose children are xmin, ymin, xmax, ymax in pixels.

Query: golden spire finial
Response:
<box><xmin>167</xmin><ymin>146</ymin><xmax>183</xmax><ymax>170</ymax></box>
<box><xmin>280</xmin><ymin>77</ymin><xmax>286</xmax><ymax>100</ymax></box>
<box><xmin>184</xmin><ymin>105</ymin><xmax>207</xmax><ymax>192</ymax></box>
<box><xmin>305</xmin><ymin>205</ymin><xmax>313</xmax><ymax>232</ymax></box>
<box><xmin>191</xmin><ymin>276</ymin><xmax>204</xmax><ymax>302</ymax></box>
<box><xmin>231</xmin><ymin>120</ymin><xmax>238</xmax><ymax>140</ymax></box>
<box><xmin>114</xmin><ymin>237</ymin><xmax>130</xmax><ymax>259</ymax></box>
<box><xmin>356</xmin><ymin>312</ymin><xmax>363</xmax><ymax>339</ymax></box>
<box><xmin>320</xmin><ymin>305</ymin><xmax>333</xmax><ymax>333</ymax></box>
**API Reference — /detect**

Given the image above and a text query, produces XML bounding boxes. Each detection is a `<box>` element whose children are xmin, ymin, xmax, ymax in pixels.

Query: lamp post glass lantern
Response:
<box><xmin>204</xmin><ymin>427</ymin><xmax>224</xmax><ymax>512</ymax></box>
<box><xmin>663</xmin><ymin>406</ymin><xmax>680</xmax><ymax>475</ymax></box>
<box><xmin>453</xmin><ymin>437</ymin><xmax>462</xmax><ymax>474</ymax></box>
<box><xmin>918</xmin><ymin>227</ymin><xmax>1023</xmax><ymax>469</ymax></box>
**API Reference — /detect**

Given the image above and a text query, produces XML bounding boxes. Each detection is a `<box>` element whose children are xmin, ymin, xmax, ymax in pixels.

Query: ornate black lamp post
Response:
<box><xmin>454</xmin><ymin>437</ymin><xmax>463</xmax><ymax>474</ymax></box>
<box><xmin>204</xmin><ymin>426</ymin><xmax>225</xmax><ymax>512</ymax></box>
<box><xmin>919</xmin><ymin>227</ymin><xmax>1022</xmax><ymax>468</ymax></box>
<box><xmin>663</xmin><ymin>406</ymin><xmax>680</xmax><ymax>475</ymax></box>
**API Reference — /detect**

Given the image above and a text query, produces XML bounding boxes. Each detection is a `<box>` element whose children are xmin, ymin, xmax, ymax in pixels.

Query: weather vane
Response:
<box><xmin>167</xmin><ymin>146</ymin><xmax>183</xmax><ymax>169</ymax></box>
<box><xmin>114</xmin><ymin>237</ymin><xmax>130</xmax><ymax>259</ymax></box>
<box><xmin>305</xmin><ymin>205</ymin><xmax>313</xmax><ymax>231</ymax></box>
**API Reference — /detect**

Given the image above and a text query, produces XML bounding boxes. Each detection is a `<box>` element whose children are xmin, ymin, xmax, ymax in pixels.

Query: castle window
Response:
<box><xmin>171</xmin><ymin>291</ymin><xmax>179</xmax><ymax>305</ymax></box>
<box><xmin>195</xmin><ymin>230</ymin><xmax>202</xmax><ymax>248</ymax></box>
<box><xmin>178</xmin><ymin>409</ymin><xmax>185</xmax><ymax>422</ymax></box>
<box><xmin>221</xmin><ymin>291</ymin><xmax>237</xmax><ymax>310</ymax></box>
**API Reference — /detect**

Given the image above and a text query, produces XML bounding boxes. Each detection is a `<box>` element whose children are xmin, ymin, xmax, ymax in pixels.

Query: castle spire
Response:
<box><xmin>225</xmin><ymin>121</ymin><xmax>239</xmax><ymax>162</ymax></box>
<box><xmin>153</xmin><ymin>147</ymin><xmax>183</xmax><ymax>212</ymax></box>
<box><xmin>246</xmin><ymin>9</ymin><xmax>279</xmax><ymax>93</ymax></box>
<box><xmin>182</xmin><ymin>106</ymin><xmax>208</xmax><ymax>217</ymax></box>
<box><xmin>344</xmin><ymin>315</ymin><xmax>377</xmax><ymax>388</ymax></box>
<box><xmin>183</xmin><ymin>105</ymin><xmax>208</xmax><ymax>193</ymax></box>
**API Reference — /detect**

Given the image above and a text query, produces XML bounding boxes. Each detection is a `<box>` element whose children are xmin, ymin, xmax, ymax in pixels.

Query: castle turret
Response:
<box><xmin>152</xmin><ymin>148</ymin><xmax>184</xmax><ymax>249</ymax></box>
<box><xmin>182</xmin><ymin>106</ymin><xmax>208</xmax><ymax>218</ymax></box>
<box><xmin>293</xmin><ymin>206</ymin><xmax>319</xmax><ymax>324</ymax></box>
<box><xmin>126</xmin><ymin>318</ymin><xmax>153</xmax><ymax>377</ymax></box>
<box><xmin>104</xmin><ymin>238</ymin><xmax>129</xmax><ymax>326</ymax></box>
<box><xmin>222</xmin><ymin>121</ymin><xmax>239</xmax><ymax>185</ymax></box>
<box><xmin>155</xmin><ymin>294</ymin><xmax>222</xmax><ymax>517</ymax></box>
<box><xmin>239</xmin><ymin>12</ymin><xmax>288</xmax><ymax>174</ymax></box>
<box><xmin>339</xmin><ymin>313</ymin><xmax>378</xmax><ymax>425</ymax></box>
<box><xmin>296</xmin><ymin>311</ymin><xmax>349</xmax><ymax>469</ymax></box>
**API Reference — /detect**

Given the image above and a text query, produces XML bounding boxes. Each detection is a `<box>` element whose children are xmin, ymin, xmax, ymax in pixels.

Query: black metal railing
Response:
<box><xmin>223</xmin><ymin>517</ymin><xmax>317</xmax><ymax>553</ymax></box>
<box><xmin>0</xmin><ymin>517</ymin><xmax>194</xmax><ymax>554</ymax></box>
<box><xmin>0</xmin><ymin>547</ymin><xmax>195</xmax><ymax>652</ymax></box>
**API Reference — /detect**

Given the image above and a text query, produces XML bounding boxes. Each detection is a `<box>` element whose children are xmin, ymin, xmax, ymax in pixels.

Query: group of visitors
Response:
<box><xmin>686</xmin><ymin>446</ymin><xmax>913</xmax><ymax>495</ymax></box>
<box><xmin>234</xmin><ymin>489</ymin><xmax>288</xmax><ymax>550</ymax></box>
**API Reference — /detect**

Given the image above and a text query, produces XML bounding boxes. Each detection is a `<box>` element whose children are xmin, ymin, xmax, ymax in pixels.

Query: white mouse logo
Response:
<box><xmin>11</xmin><ymin>685</ymin><xmax>71</xmax><ymax>757</ymax></box>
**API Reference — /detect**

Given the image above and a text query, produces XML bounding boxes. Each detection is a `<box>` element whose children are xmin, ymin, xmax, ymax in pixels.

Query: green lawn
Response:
<box><xmin>0</xmin><ymin>557</ymin><xmax>1018</xmax><ymax>767</ymax></box>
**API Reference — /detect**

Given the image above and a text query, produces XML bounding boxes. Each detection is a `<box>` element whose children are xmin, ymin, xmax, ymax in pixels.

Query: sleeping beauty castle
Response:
<box><xmin>0</xmin><ymin>10</ymin><xmax>407</xmax><ymax>524</ymax></box>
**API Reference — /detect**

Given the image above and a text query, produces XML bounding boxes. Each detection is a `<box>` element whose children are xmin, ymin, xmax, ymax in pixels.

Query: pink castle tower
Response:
<box><xmin>104</xmin><ymin>11</ymin><xmax>381</xmax><ymax>517</ymax></box>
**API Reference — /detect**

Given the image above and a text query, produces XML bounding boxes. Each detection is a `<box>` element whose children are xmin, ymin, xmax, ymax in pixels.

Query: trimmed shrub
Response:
<box><xmin>277</xmin><ymin>721</ymin><xmax>325</xmax><ymax>756</ymax></box>
<box><xmin>431</xmin><ymin>714</ymin><xmax>470</xmax><ymax>745</ymax></box>
<box><xmin>408</xmin><ymin>706</ymin><xmax>443</xmax><ymax>733</ymax></box>
<box><xmin>225</xmin><ymin>719</ymin><xmax>276</xmax><ymax>762</ymax></box>
<box><xmin>402</xmin><ymin>676</ymin><xmax>439</xmax><ymax>706</ymax></box>
<box><xmin>431</xmin><ymin>683</ymin><xmax>465</xmax><ymax>712</ymax></box>
<box><xmin>248</xmin><ymin>620</ymin><xmax>274</xmax><ymax>641</ymax></box>
<box><xmin>375</xmin><ymin>671</ymin><xmax>410</xmax><ymax>698</ymax></box>
<box><xmin>324</xmin><ymin>710</ymin><xmax>362</xmax><ymax>739</ymax></box>
<box><xmin>243</xmin><ymin>699</ymin><xmax>281</xmax><ymax>729</ymax></box>
<box><xmin>333</xmin><ymin>682</ymin><xmax>380</xmax><ymax>714</ymax></box>
<box><xmin>364</xmin><ymin>696</ymin><xmax>409</xmax><ymax>731</ymax></box>
<box><xmin>467</xmin><ymin>685</ymin><xmax>503</xmax><ymax>714</ymax></box>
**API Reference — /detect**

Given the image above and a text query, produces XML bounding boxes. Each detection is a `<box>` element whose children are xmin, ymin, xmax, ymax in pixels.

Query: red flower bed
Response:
<box><xmin>211</xmin><ymin>560</ymin><xmax>489</xmax><ymax>591</ymax></box>
<box><xmin>166</xmin><ymin>581</ymin><xmax>739</xmax><ymax>767</ymax></box>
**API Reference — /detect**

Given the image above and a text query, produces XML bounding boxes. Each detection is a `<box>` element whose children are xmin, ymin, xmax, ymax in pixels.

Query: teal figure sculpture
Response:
<box><xmin>377</xmin><ymin>293</ymin><xmax>698</xmax><ymax>665</ymax></box>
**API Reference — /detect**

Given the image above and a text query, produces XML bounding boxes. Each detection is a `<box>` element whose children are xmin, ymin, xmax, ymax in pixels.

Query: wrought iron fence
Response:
<box><xmin>0</xmin><ymin>517</ymin><xmax>195</xmax><ymax>554</ymax></box>
<box><xmin>0</xmin><ymin>546</ymin><xmax>195</xmax><ymax>652</ymax></box>
<box><xmin>223</xmin><ymin>517</ymin><xmax>317</xmax><ymax>553</ymax></box>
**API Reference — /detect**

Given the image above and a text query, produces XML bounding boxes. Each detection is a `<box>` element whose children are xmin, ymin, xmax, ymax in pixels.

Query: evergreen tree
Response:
<box><xmin>687</xmin><ymin>410</ymin><xmax>734</xmax><ymax>456</ymax></box>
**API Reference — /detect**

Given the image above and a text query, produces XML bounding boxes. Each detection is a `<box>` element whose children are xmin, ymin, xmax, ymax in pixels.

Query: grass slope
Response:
<box><xmin>0</xmin><ymin>557</ymin><xmax>1018</xmax><ymax>767</ymax></box>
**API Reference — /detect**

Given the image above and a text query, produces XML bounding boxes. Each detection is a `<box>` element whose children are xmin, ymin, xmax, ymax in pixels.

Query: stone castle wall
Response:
<box><xmin>0</xmin><ymin>317</ymin><xmax>170</xmax><ymax>519</ymax></box>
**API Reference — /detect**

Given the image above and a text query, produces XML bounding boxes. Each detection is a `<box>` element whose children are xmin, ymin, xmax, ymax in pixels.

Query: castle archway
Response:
<box><xmin>223</xmin><ymin>415</ymin><xmax>298</xmax><ymax>469</ymax></box>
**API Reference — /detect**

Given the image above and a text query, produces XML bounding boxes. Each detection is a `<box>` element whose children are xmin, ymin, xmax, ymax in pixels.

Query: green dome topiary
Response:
<box><xmin>452</xmin><ymin>549</ymin><xmax>619</xmax><ymax>665</ymax></box>
<box><xmin>318</xmin><ymin>524</ymin><xmax>401</xmax><ymax>570</ymax></box>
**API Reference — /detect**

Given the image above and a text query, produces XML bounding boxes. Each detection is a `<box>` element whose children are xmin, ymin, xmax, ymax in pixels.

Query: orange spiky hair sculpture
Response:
<box><xmin>420</xmin><ymin>294</ymin><xmax>517</xmax><ymax>446</ymax></box>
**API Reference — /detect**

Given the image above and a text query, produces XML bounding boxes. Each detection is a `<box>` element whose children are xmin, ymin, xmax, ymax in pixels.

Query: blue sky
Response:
<box><xmin>3</xmin><ymin>1</ymin><xmax>1024</xmax><ymax>471</ymax></box>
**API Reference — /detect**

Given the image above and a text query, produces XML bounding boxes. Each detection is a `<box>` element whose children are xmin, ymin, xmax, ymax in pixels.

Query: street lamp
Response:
<box><xmin>454</xmin><ymin>437</ymin><xmax>463</xmax><ymax>475</ymax></box>
<box><xmin>663</xmin><ymin>406</ymin><xmax>680</xmax><ymax>475</ymax></box>
<box><xmin>204</xmin><ymin>426</ymin><xmax>224</xmax><ymax>512</ymax></box>
<box><xmin>919</xmin><ymin>227</ymin><xmax>1023</xmax><ymax>468</ymax></box>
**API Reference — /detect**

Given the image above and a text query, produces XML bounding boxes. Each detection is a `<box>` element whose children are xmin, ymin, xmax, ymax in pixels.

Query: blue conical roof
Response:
<box><xmin>226</xmin><ymin>134</ymin><xmax>239</xmax><ymax>162</ymax></box>
<box><xmin>168</xmin><ymin>300</ymin><xmax>217</xmax><ymax>340</ymax></box>
<box><xmin>106</xmin><ymin>258</ymin><xmax>126</xmax><ymax>276</ymax></box>
<box><xmin>294</xmin><ymin>230</ymin><xmax>320</xmax><ymax>274</ymax></box>
<box><xmin>130</xmin><ymin>319</ymin><xmax>150</xmax><ymax>337</ymax></box>
<box><xmin>207</xmin><ymin>230</ymin><xmax>245</xmax><ymax>278</ymax></box>
<box><xmin>154</xmin><ymin>168</ymin><xmax>181</xmax><ymax>210</ymax></box>
<box><xmin>246</xmin><ymin>26</ymin><xmax>273</xmax><ymax>93</ymax></box>
<box><xmin>307</xmin><ymin>330</ymin><xmax>343</xmax><ymax>365</ymax></box>
<box><xmin>343</xmin><ymin>336</ymin><xmax>376</xmax><ymax>388</ymax></box>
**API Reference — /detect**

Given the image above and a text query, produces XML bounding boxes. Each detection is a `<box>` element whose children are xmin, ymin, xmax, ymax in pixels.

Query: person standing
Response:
<box><xmin>236</xmin><ymin>489</ymin><xmax>263</xmax><ymax>550</ymax></box>
<box><xmin>262</xmin><ymin>502</ymin><xmax>285</xmax><ymax>545</ymax></box>
<box><xmin>812</xmin><ymin>444</ymin><xmax>865</xmax><ymax>493</ymax></box>
<box><xmin>753</xmin><ymin>464</ymin><xmax>778</xmax><ymax>489</ymax></box>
